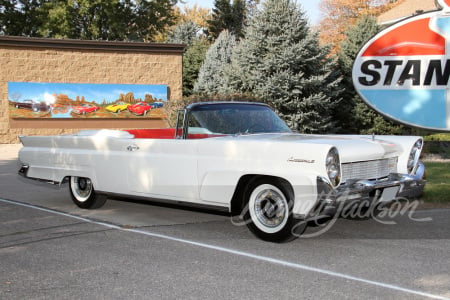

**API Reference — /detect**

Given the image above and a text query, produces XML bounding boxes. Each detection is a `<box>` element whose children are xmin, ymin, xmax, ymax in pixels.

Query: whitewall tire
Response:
<box><xmin>69</xmin><ymin>176</ymin><xmax>107</xmax><ymax>209</ymax></box>
<box><xmin>244</xmin><ymin>178</ymin><xmax>300</xmax><ymax>243</ymax></box>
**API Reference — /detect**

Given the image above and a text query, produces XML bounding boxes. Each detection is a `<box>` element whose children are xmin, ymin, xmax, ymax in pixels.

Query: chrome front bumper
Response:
<box><xmin>311</xmin><ymin>162</ymin><xmax>426</xmax><ymax>218</ymax></box>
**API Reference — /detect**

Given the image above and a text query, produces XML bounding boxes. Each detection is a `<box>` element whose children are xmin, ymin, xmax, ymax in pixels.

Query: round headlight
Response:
<box><xmin>407</xmin><ymin>139</ymin><xmax>423</xmax><ymax>174</ymax></box>
<box><xmin>326</xmin><ymin>147</ymin><xmax>341</xmax><ymax>187</ymax></box>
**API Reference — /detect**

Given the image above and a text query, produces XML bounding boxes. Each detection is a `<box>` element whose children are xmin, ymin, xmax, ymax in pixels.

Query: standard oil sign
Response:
<box><xmin>353</xmin><ymin>0</ymin><xmax>450</xmax><ymax>131</ymax></box>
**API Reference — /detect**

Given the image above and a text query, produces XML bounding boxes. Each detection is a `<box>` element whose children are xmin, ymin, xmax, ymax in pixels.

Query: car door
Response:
<box><xmin>125</xmin><ymin>138</ymin><xmax>200</xmax><ymax>202</ymax></box>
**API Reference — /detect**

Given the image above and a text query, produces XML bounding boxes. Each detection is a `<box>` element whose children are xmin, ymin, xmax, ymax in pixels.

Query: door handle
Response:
<box><xmin>127</xmin><ymin>144</ymin><xmax>139</xmax><ymax>152</ymax></box>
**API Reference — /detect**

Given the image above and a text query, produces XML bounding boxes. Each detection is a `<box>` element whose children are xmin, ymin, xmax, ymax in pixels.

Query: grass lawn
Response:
<box><xmin>421</xmin><ymin>161</ymin><xmax>450</xmax><ymax>205</ymax></box>
<box><xmin>424</xmin><ymin>133</ymin><xmax>450</xmax><ymax>141</ymax></box>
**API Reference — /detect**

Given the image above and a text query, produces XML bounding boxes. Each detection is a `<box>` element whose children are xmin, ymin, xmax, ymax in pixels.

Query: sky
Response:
<box><xmin>182</xmin><ymin>0</ymin><xmax>322</xmax><ymax>25</ymax></box>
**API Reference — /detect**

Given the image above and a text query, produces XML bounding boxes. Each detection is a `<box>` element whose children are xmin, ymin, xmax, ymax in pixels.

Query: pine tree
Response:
<box><xmin>231</xmin><ymin>0</ymin><xmax>246</xmax><ymax>39</ymax></box>
<box><xmin>182</xmin><ymin>38</ymin><xmax>211</xmax><ymax>97</ymax></box>
<box><xmin>194</xmin><ymin>30</ymin><xmax>237</xmax><ymax>95</ymax></box>
<box><xmin>225</xmin><ymin>0</ymin><xmax>339</xmax><ymax>133</ymax></box>
<box><xmin>207</xmin><ymin>0</ymin><xmax>246</xmax><ymax>40</ymax></box>
<box><xmin>207</xmin><ymin>0</ymin><xmax>232</xmax><ymax>40</ymax></box>
<box><xmin>337</xmin><ymin>15</ymin><xmax>403</xmax><ymax>134</ymax></box>
<box><xmin>245</xmin><ymin>0</ymin><xmax>260</xmax><ymax>19</ymax></box>
<box><xmin>167</xmin><ymin>21</ymin><xmax>200</xmax><ymax>45</ymax></box>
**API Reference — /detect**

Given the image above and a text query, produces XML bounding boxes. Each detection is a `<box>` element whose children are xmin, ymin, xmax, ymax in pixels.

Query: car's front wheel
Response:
<box><xmin>69</xmin><ymin>176</ymin><xmax>107</xmax><ymax>209</ymax></box>
<box><xmin>244</xmin><ymin>179</ymin><xmax>302</xmax><ymax>243</ymax></box>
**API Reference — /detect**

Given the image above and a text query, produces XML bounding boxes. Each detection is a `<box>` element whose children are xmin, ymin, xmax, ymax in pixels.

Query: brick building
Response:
<box><xmin>378</xmin><ymin>0</ymin><xmax>438</xmax><ymax>24</ymax></box>
<box><xmin>0</xmin><ymin>36</ymin><xmax>184</xmax><ymax>143</ymax></box>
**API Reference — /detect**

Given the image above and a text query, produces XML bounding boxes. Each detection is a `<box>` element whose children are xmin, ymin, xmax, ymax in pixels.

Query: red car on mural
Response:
<box><xmin>128</xmin><ymin>102</ymin><xmax>152</xmax><ymax>116</ymax></box>
<box><xmin>71</xmin><ymin>104</ymin><xmax>99</xmax><ymax>115</ymax></box>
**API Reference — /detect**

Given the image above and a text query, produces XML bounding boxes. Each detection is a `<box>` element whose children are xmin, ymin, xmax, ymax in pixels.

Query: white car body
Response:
<box><xmin>18</xmin><ymin>102</ymin><xmax>426</xmax><ymax>242</ymax></box>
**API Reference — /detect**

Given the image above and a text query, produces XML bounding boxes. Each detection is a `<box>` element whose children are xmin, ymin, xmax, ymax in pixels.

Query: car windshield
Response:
<box><xmin>188</xmin><ymin>103</ymin><xmax>291</xmax><ymax>135</ymax></box>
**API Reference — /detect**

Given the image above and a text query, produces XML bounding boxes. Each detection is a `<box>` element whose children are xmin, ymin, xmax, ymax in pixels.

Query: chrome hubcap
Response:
<box><xmin>71</xmin><ymin>177</ymin><xmax>92</xmax><ymax>201</ymax></box>
<box><xmin>254</xmin><ymin>189</ymin><xmax>286</xmax><ymax>228</ymax></box>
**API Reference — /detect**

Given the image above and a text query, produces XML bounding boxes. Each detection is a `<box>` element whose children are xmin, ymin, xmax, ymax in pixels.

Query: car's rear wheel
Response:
<box><xmin>243</xmin><ymin>178</ymin><xmax>302</xmax><ymax>243</ymax></box>
<box><xmin>69</xmin><ymin>176</ymin><xmax>107</xmax><ymax>209</ymax></box>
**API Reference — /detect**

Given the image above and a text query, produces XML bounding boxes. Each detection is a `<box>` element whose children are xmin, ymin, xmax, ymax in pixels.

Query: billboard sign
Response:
<box><xmin>353</xmin><ymin>0</ymin><xmax>450</xmax><ymax>131</ymax></box>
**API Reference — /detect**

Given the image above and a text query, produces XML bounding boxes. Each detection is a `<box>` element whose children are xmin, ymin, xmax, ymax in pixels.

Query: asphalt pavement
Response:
<box><xmin>1</xmin><ymin>144</ymin><xmax>450</xmax><ymax>299</ymax></box>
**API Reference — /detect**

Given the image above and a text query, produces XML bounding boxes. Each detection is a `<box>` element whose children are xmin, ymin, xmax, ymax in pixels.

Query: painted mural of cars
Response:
<box><xmin>71</xmin><ymin>104</ymin><xmax>99</xmax><ymax>115</ymax></box>
<box><xmin>106</xmin><ymin>102</ymin><xmax>130</xmax><ymax>113</ymax></box>
<box><xmin>51</xmin><ymin>105</ymin><xmax>70</xmax><ymax>114</ymax></box>
<box><xmin>13</xmin><ymin>99</ymin><xmax>51</xmax><ymax>112</ymax></box>
<box><xmin>150</xmin><ymin>101</ymin><xmax>164</xmax><ymax>108</ymax></box>
<box><xmin>18</xmin><ymin>102</ymin><xmax>426</xmax><ymax>243</ymax></box>
<box><xmin>128</xmin><ymin>102</ymin><xmax>152</xmax><ymax>116</ymax></box>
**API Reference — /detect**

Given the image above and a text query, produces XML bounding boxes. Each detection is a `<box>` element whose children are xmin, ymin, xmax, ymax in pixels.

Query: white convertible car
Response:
<box><xmin>18</xmin><ymin>102</ymin><xmax>426</xmax><ymax>242</ymax></box>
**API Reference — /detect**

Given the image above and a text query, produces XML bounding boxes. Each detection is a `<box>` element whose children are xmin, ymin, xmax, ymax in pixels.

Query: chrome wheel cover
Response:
<box><xmin>71</xmin><ymin>177</ymin><xmax>92</xmax><ymax>202</ymax></box>
<box><xmin>249</xmin><ymin>184</ymin><xmax>289</xmax><ymax>234</ymax></box>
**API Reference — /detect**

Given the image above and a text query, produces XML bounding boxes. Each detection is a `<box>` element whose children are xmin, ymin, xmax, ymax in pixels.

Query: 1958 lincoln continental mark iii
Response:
<box><xmin>18</xmin><ymin>102</ymin><xmax>426</xmax><ymax>242</ymax></box>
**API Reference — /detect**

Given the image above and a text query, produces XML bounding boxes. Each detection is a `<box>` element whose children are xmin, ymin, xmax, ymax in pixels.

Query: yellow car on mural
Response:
<box><xmin>106</xmin><ymin>102</ymin><xmax>130</xmax><ymax>113</ymax></box>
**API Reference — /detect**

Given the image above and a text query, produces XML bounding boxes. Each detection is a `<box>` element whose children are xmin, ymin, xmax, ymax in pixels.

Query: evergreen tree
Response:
<box><xmin>207</xmin><ymin>0</ymin><xmax>246</xmax><ymax>40</ymax></box>
<box><xmin>225</xmin><ymin>0</ymin><xmax>339</xmax><ymax>133</ymax></box>
<box><xmin>182</xmin><ymin>38</ymin><xmax>211</xmax><ymax>97</ymax></box>
<box><xmin>194</xmin><ymin>30</ymin><xmax>237</xmax><ymax>95</ymax></box>
<box><xmin>169</xmin><ymin>21</ymin><xmax>209</xmax><ymax>97</ymax></box>
<box><xmin>231</xmin><ymin>0</ymin><xmax>246</xmax><ymax>39</ymax></box>
<box><xmin>207</xmin><ymin>0</ymin><xmax>232</xmax><ymax>40</ymax></box>
<box><xmin>245</xmin><ymin>0</ymin><xmax>260</xmax><ymax>19</ymax></box>
<box><xmin>167</xmin><ymin>21</ymin><xmax>200</xmax><ymax>45</ymax></box>
<box><xmin>337</xmin><ymin>15</ymin><xmax>403</xmax><ymax>134</ymax></box>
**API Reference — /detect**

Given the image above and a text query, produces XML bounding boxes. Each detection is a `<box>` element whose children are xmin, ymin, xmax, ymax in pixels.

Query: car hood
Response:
<box><xmin>229</xmin><ymin>133</ymin><xmax>404</xmax><ymax>163</ymax></box>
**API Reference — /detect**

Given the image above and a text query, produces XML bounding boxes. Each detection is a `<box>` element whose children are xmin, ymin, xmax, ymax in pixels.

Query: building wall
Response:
<box><xmin>0</xmin><ymin>36</ymin><xmax>184</xmax><ymax>143</ymax></box>
<box><xmin>378</xmin><ymin>0</ymin><xmax>436</xmax><ymax>24</ymax></box>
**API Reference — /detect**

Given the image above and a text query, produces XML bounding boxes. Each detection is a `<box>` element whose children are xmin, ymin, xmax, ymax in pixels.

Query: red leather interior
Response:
<box><xmin>125</xmin><ymin>129</ymin><xmax>224</xmax><ymax>140</ymax></box>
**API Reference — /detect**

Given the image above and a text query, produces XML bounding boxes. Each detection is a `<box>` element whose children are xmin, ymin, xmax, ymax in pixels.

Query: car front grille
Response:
<box><xmin>341</xmin><ymin>157</ymin><xmax>398</xmax><ymax>183</ymax></box>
